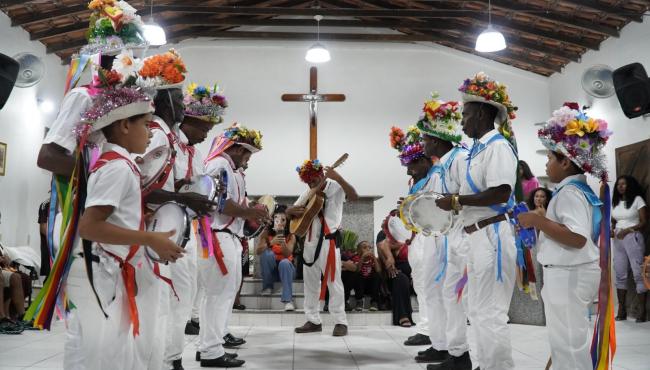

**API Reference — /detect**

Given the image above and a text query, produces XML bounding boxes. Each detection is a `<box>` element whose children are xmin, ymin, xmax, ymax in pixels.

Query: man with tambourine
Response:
<box><xmin>197</xmin><ymin>124</ymin><xmax>269</xmax><ymax>368</ymax></box>
<box><xmin>409</xmin><ymin>95</ymin><xmax>472</xmax><ymax>370</ymax></box>
<box><xmin>434</xmin><ymin>73</ymin><xmax>520</xmax><ymax>370</ymax></box>
<box><xmin>288</xmin><ymin>157</ymin><xmax>358</xmax><ymax>337</ymax></box>
<box><xmin>162</xmin><ymin>83</ymin><xmax>226</xmax><ymax>370</ymax></box>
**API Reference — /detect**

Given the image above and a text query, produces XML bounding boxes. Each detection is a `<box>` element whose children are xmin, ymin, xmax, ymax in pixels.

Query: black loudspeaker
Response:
<box><xmin>0</xmin><ymin>53</ymin><xmax>20</xmax><ymax>110</ymax></box>
<box><xmin>613</xmin><ymin>63</ymin><xmax>650</xmax><ymax>118</ymax></box>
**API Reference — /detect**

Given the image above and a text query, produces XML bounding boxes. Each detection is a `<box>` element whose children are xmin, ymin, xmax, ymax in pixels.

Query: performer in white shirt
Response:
<box><xmin>163</xmin><ymin>83</ymin><xmax>226</xmax><ymax>370</ymax></box>
<box><xmin>437</xmin><ymin>72</ymin><xmax>519</xmax><ymax>370</ymax></box>
<box><xmin>32</xmin><ymin>2</ymin><xmax>148</xmax><ymax>368</ymax></box>
<box><xmin>411</xmin><ymin>96</ymin><xmax>471</xmax><ymax>370</ymax></box>
<box><xmin>388</xmin><ymin>125</ymin><xmax>432</xmax><ymax>340</ymax></box>
<box><xmin>198</xmin><ymin>124</ymin><xmax>268</xmax><ymax>368</ymax></box>
<box><xmin>289</xmin><ymin>159</ymin><xmax>358</xmax><ymax>337</ymax></box>
<box><xmin>77</xmin><ymin>86</ymin><xmax>185</xmax><ymax>370</ymax></box>
<box><xmin>518</xmin><ymin>103</ymin><xmax>614</xmax><ymax>370</ymax></box>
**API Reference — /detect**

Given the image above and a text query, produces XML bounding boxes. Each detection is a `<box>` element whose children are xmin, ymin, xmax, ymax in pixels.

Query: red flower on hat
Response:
<box><xmin>563</xmin><ymin>102</ymin><xmax>580</xmax><ymax>110</ymax></box>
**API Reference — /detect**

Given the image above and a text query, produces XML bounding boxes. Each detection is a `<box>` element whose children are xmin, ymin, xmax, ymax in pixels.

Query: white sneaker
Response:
<box><xmin>284</xmin><ymin>302</ymin><xmax>295</xmax><ymax>311</ymax></box>
<box><xmin>261</xmin><ymin>288</ymin><xmax>272</xmax><ymax>296</ymax></box>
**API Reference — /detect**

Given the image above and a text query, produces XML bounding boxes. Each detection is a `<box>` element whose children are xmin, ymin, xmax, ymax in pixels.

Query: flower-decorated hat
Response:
<box><xmin>80</xmin><ymin>86</ymin><xmax>153</xmax><ymax>137</ymax></box>
<box><xmin>416</xmin><ymin>93</ymin><xmax>463</xmax><ymax>143</ymax></box>
<box><xmin>296</xmin><ymin>159</ymin><xmax>324</xmax><ymax>184</ymax></box>
<box><xmin>538</xmin><ymin>102</ymin><xmax>612</xmax><ymax>182</ymax></box>
<box><xmin>205</xmin><ymin>123</ymin><xmax>263</xmax><ymax>163</ymax></box>
<box><xmin>80</xmin><ymin>0</ymin><xmax>148</xmax><ymax>56</ymax></box>
<box><xmin>183</xmin><ymin>83</ymin><xmax>228</xmax><ymax>124</ymax></box>
<box><xmin>137</xmin><ymin>49</ymin><xmax>187</xmax><ymax>90</ymax></box>
<box><xmin>389</xmin><ymin>125</ymin><xmax>426</xmax><ymax>166</ymax></box>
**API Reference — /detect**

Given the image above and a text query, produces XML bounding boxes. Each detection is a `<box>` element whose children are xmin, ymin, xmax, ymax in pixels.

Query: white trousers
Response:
<box><xmin>94</xmin><ymin>251</ymin><xmax>164</xmax><ymax>370</ymax></box>
<box><xmin>423</xmin><ymin>231</ymin><xmax>469</xmax><ymax>356</ymax></box>
<box><xmin>163</xmin><ymin>237</ymin><xmax>197</xmax><ymax>368</ymax></box>
<box><xmin>408</xmin><ymin>236</ymin><xmax>428</xmax><ymax>335</ymax></box>
<box><xmin>465</xmin><ymin>221</ymin><xmax>516</xmax><ymax>370</ymax></box>
<box><xmin>198</xmin><ymin>233</ymin><xmax>242</xmax><ymax>360</ymax></box>
<box><xmin>542</xmin><ymin>262</ymin><xmax>600</xmax><ymax>370</ymax></box>
<box><xmin>303</xmin><ymin>241</ymin><xmax>348</xmax><ymax>326</ymax></box>
<box><xmin>63</xmin><ymin>256</ymin><xmax>106</xmax><ymax>370</ymax></box>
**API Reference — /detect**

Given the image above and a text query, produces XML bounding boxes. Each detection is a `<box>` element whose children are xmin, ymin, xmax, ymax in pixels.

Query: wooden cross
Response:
<box><xmin>281</xmin><ymin>67</ymin><xmax>346</xmax><ymax>160</ymax></box>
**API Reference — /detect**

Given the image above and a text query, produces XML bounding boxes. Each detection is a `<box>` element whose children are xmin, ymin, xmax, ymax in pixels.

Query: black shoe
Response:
<box><xmin>345</xmin><ymin>302</ymin><xmax>352</xmax><ymax>311</ymax></box>
<box><xmin>427</xmin><ymin>351</ymin><xmax>472</xmax><ymax>370</ymax></box>
<box><xmin>223</xmin><ymin>333</ymin><xmax>246</xmax><ymax>348</ymax></box>
<box><xmin>196</xmin><ymin>352</ymin><xmax>238</xmax><ymax>362</ymax></box>
<box><xmin>404</xmin><ymin>333</ymin><xmax>432</xmax><ymax>346</ymax></box>
<box><xmin>324</xmin><ymin>304</ymin><xmax>329</xmax><ymax>312</ymax></box>
<box><xmin>295</xmin><ymin>321</ymin><xmax>323</xmax><ymax>333</ymax></box>
<box><xmin>415</xmin><ymin>347</ymin><xmax>449</xmax><ymax>363</ymax></box>
<box><xmin>200</xmin><ymin>354</ymin><xmax>245</xmax><ymax>368</ymax></box>
<box><xmin>172</xmin><ymin>359</ymin><xmax>184</xmax><ymax>370</ymax></box>
<box><xmin>233</xmin><ymin>303</ymin><xmax>246</xmax><ymax>310</ymax></box>
<box><xmin>185</xmin><ymin>320</ymin><xmax>200</xmax><ymax>335</ymax></box>
<box><xmin>0</xmin><ymin>318</ymin><xmax>23</xmax><ymax>335</ymax></box>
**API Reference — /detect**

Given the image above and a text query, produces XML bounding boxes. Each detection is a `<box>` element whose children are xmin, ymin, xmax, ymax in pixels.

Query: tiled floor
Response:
<box><xmin>1</xmin><ymin>319</ymin><xmax>648</xmax><ymax>369</ymax></box>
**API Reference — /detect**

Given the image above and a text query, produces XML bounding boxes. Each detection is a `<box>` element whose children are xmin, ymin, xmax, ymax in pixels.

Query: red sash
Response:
<box><xmin>319</xmin><ymin>217</ymin><xmax>337</xmax><ymax>301</ymax></box>
<box><xmin>210</xmin><ymin>230</ymin><xmax>229</xmax><ymax>275</ymax></box>
<box><xmin>90</xmin><ymin>151</ymin><xmax>176</xmax><ymax>336</ymax></box>
<box><xmin>177</xmin><ymin>140</ymin><xmax>195</xmax><ymax>180</ymax></box>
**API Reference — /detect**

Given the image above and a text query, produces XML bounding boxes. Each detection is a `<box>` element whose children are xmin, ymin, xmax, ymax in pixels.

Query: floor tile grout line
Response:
<box><xmin>379</xmin><ymin>325</ymin><xmax>414</xmax><ymax>357</ymax></box>
<box><xmin>342</xmin><ymin>334</ymin><xmax>361</xmax><ymax>370</ymax></box>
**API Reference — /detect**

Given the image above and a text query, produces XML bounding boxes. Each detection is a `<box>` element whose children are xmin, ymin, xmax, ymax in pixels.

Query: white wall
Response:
<box><xmin>0</xmin><ymin>12</ymin><xmax>66</xmax><ymax>251</ymax></box>
<box><xmin>167</xmin><ymin>38</ymin><xmax>551</xmax><ymax>235</ymax></box>
<box><xmin>549</xmin><ymin>19</ymin><xmax>650</xmax><ymax>188</ymax></box>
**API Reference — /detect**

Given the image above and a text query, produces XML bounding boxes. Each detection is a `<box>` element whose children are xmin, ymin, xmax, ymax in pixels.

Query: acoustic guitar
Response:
<box><xmin>290</xmin><ymin>153</ymin><xmax>349</xmax><ymax>237</ymax></box>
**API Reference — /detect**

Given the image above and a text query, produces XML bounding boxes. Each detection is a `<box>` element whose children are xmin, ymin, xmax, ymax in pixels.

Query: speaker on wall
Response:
<box><xmin>0</xmin><ymin>53</ymin><xmax>19</xmax><ymax>110</ymax></box>
<box><xmin>612</xmin><ymin>63</ymin><xmax>650</xmax><ymax>118</ymax></box>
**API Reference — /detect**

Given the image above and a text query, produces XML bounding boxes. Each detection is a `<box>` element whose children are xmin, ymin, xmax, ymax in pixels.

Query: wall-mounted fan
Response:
<box><xmin>581</xmin><ymin>64</ymin><xmax>615</xmax><ymax>98</ymax></box>
<box><xmin>12</xmin><ymin>52</ymin><xmax>45</xmax><ymax>88</ymax></box>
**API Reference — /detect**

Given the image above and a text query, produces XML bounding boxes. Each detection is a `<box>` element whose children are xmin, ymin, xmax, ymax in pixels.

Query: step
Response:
<box><xmin>239</xmin><ymin>292</ymin><xmax>419</xmax><ymax>311</ymax></box>
<box><xmin>241</xmin><ymin>277</ymin><xmax>304</xmax><ymax>295</ymax></box>
<box><xmin>230</xmin><ymin>309</ymin><xmax>423</xmax><ymax>327</ymax></box>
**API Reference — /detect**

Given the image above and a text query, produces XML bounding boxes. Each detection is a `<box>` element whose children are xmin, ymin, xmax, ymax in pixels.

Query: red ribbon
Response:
<box><xmin>211</xmin><ymin>230</ymin><xmax>229</xmax><ymax>275</ymax></box>
<box><xmin>319</xmin><ymin>217</ymin><xmax>337</xmax><ymax>301</ymax></box>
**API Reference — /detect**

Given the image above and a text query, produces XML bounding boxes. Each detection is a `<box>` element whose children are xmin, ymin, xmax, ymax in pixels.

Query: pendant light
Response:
<box><xmin>305</xmin><ymin>15</ymin><xmax>331</xmax><ymax>63</ymax></box>
<box><xmin>142</xmin><ymin>0</ymin><xmax>166</xmax><ymax>46</ymax></box>
<box><xmin>475</xmin><ymin>0</ymin><xmax>506</xmax><ymax>52</ymax></box>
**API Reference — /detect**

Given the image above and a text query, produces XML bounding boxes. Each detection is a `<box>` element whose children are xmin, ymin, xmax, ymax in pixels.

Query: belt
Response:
<box><xmin>77</xmin><ymin>252</ymin><xmax>100</xmax><ymax>263</ymax></box>
<box><xmin>463</xmin><ymin>211</ymin><xmax>513</xmax><ymax>235</ymax></box>
<box><xmin>214</xmin><ymin>228</ymin><xmax>244</xmax><ymax>242</ymax></box>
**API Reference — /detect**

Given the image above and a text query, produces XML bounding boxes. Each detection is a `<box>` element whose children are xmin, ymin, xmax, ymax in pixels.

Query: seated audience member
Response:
<box><xmin>342</xmin><ymin>241</ymin><xmax>381</xmax><ymax>311</ymax></box>
<box><xmin>0</xmin><ymin>246</ymin><xmax>28</xmax><ymax>334</ymax></box>
<box><xmin>255</xmin><ymin>205</ymin><xmax>296</xmax><ymax>311</ymax></box>
<box><xmin>377</xmin><ymin>215</ymin><xmax>415</xmax><ymax>327</ymax></box>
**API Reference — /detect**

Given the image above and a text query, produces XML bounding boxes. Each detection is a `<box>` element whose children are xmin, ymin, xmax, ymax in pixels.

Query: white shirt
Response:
<box><xmin>85</xmin><ymin>143</ymin><xmax>143</xmax><ymax>260</ymax></box>
<box><xmin>141</xmin><ymin>116</ymin><xmax>176</xmax><ymax>192</ymax></box>
<box><xmin>433</xmin><ymin>147</ymin><xmax>467</xmax><ymax>194</ymax></box>
<box><xmin>173</xmin><ymin>130</ymin><xmax>205</xmax><ymax>180</ymax></box>
<box><xmin>459</xmin><ymin>129</ymin><xmax>517</xmax><ymax>226</ymax></box>
<box><xmin>205</xmin><ymin>153</ymin><xmax>246</xmax><ymax>235</ymax></box>
<box><xmin>612</xmin><ymin>195</ymin><xmax>646</xmax><ymax>231</ymax></box>
<box><xmin>536</xmin><ymin>174</ymin><xmax>600</xmax><ymax>266</ymax></box>
<box><xmin>296</xmin><ymin>179</ymin><xmax>346</xmax><ymax>247</ymax></box>
<box><xmin>43</xmin><ymin>87</ymin><xmax>92</xmax><ymax>153</ymax></box>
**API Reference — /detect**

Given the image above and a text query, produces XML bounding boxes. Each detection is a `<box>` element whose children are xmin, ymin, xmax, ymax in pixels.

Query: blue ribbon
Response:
<box><xmin>47</xmin><ymin>178</ymin><xmax>58</xmax><ymax>260</ymax></box>
<box><xmin>553</xmin><ymin>180</ymin><xmax>603</xmax><ymax>242</ymax></box>
<box><xmin>434</xmin><ymin>236</ymin><xmax>448</xmax><ymax>283</ymax></box>
<box><xmin>465</xmin><ymin>133</ymin><xmax>518</xmax><ymax>282</ymax></box>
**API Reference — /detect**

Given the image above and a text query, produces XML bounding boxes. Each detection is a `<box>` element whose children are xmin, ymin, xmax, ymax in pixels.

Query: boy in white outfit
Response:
<box><xmin>519</xmin><ymin>103</ymin><xmax>613</xmax><ymax>370</ymax></box>
<box><xmin>78</xmin><ymin>87</ymin><xmax>185</xmax><ymax>370</ymax></box>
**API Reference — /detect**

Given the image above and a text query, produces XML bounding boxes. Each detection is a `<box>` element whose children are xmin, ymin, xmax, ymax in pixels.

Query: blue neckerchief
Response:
<box><xmin>465</xmin><ymin>133</ymin><xmax>518</xmax><ymax>282</ymax></box>
<box><xmin>465</xmin><ymin>134</ymin><xmax>517</xmax><ymax>213</ymax></box>
<box><xmin>553</xmin><ymin>180</ymin><xmax>603</xmax><ymax>242</ymax></box>
<box><xmin>440</xmin><ymin>146</ymin><xmax>467</xmax><ymax>194</ymax></box>
<box><xmin>409</xmin><ymin>164</ymin><xmax>442</xmax><ymax>195</ymax></box>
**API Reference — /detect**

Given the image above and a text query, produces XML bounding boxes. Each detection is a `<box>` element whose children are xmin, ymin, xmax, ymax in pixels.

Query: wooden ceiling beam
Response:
<box><xmin>30</xmin><ymin>22</ymin><xmax>87</xmax><ymax>41</ymax></box>
<box><xmin>12</xmin><ymin>4</ymin><xmax>88</xmax><ymax>26</ymax></box>
<box><xmin>473</xmin><ymin>0</ymin><xmax>620</xmax><ymax>38</ymax></box>
<box><xmin>560</xmin><ymin>0</ymin><xmax>643</xmax><ymax>22</ymax></box>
